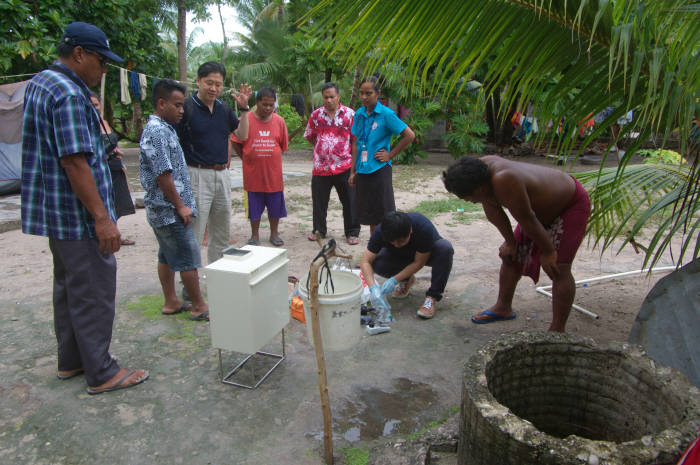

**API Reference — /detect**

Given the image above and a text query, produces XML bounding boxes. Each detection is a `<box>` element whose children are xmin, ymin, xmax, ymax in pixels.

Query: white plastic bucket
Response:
<box><xmin>300</xmin><ymin>270</ymin><xmax>363</xmax><ymax>351</ymax></box>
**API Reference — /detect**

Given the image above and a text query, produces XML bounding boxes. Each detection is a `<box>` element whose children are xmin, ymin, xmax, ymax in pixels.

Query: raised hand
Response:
<box><xmin>231</xmin><ymin>83</ymin><xmax>253</xmax><ymax>108</ymax></box>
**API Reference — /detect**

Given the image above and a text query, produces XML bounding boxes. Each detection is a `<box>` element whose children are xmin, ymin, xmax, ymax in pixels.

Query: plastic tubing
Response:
<box><xmin>535</xmin><ymin>266</ymin><xmax>676</xmax><ymax>319</ymax></box>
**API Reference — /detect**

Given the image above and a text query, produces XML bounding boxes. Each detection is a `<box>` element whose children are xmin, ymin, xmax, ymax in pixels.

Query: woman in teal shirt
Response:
<box><xmin>349</xmin><ymin>74</ymin><xmax>415</xmax><ymax>234</ymax></box>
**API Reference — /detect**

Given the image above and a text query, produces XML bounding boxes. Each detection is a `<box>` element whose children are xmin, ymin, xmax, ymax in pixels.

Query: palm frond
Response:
<box><xmin>305</xmin><ymin>0</ymin><xmax>700</xmax><ymax>266</ymax></box>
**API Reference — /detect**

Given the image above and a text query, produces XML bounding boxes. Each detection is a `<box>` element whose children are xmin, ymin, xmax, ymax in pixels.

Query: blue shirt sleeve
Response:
<box><xmin>383</xmin><ymin>111</ymin><xmax>407</xmax><ymax>136</ymax></box>
<box><xmin>52</xmin><ymin>95</ymin><xmax>94</xmax><ymax>160</ymax></box>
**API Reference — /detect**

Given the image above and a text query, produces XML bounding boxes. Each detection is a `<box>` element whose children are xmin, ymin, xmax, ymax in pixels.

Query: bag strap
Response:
<box><xmin>49</xmin><ymin>63</ymin><xmax>110</xmax><ymax>136</ymax></box>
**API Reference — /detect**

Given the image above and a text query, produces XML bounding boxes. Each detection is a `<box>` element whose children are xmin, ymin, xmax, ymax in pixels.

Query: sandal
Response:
<box><xmin>246</xmin><ymin>237</ymin><xmax>260</xmax><ymax>246</ymax></box>
<box><xmin>346</xmin><ymin>236</ymin><xmax>359</xmax><ymax>245</ymax></box>
<box><xmin>308</xmin><ymin>232</ymin><xmax>326</xmax><ymax>241</ymax></box>
<box><xmin>189</xmin><ymin>310</ymin><xmax>210</xmax><ymax>321</ymax></box>
<box><xmin>120</xmin><ymin>238</ymin><xmax>135</xmax><ymax>246</ymax></box>
<box><xmin>270</xmin><ymin>236</ymin><xmax>284</xmax><ymax>246</ymax></box>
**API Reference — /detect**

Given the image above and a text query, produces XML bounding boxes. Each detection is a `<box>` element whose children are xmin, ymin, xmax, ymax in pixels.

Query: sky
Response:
<box><xmin>186</xmin><ymin>4</ymin><xmax>246</xmax><ymax>47</ymax></box>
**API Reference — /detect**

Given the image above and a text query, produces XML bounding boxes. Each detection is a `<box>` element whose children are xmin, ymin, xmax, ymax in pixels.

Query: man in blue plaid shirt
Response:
<box><xmin>21</xmin><ymin>22</ymin><xmax>148</xmax><ymax>395</ymax></box>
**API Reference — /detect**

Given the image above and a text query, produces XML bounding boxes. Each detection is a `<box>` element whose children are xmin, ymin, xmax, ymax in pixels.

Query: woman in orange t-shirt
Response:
<box><xmin>231</xmin><ymin>87</ymin><xmax>289</xmax><ymax>246</ymax></box>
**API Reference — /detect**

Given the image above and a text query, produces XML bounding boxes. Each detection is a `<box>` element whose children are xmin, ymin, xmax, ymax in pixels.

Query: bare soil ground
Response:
<box><xmin>0</xmin><ymin>148</ymin><xmax>672</xmax><ymax>344</ymax></box>
<box><xmin>0</xmin><ymin>147</ymin><xmax>678</xmax><ymax>465</ymax></box>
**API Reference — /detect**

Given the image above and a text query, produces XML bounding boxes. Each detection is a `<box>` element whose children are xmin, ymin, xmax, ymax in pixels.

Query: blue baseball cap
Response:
<box><xmin>61</xmin><ymin>22</ymin><xmax>123</xmax><ymax>63</ymax></box>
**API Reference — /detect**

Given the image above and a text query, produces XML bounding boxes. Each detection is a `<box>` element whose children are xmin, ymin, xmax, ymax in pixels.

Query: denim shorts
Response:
<box><xmin>152</xmin><ymin>218</ymin><xmax>201</xmax><ymax>272</ymax></box>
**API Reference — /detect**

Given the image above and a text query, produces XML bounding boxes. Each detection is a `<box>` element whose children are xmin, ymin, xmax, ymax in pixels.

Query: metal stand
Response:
<box><xmin>218</xmin><ymin>329</ymin><xmax>286</xmax><ymax>389</ymax></box>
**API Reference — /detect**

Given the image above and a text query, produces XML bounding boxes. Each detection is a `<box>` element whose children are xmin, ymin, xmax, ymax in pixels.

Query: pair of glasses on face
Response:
<box><xmin>84</xmin><ymin>49</ymin><xmax>108</xmax><ymax>68</ymax></box>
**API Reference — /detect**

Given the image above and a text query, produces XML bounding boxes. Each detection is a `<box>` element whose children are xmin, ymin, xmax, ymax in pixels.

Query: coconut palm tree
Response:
<box><xmin>305</xmin><ymin>0</ymin><xmax>700</xmax><ymax>267</ymax></box>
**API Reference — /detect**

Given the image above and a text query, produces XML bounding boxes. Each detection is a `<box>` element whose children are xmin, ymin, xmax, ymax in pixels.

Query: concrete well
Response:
<box><xmin>459</xmin><ymin>331</ymin><xmax>700</xmax><ymax>465</ymax></box>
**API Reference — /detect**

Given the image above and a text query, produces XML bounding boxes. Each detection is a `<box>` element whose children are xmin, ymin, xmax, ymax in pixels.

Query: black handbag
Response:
<box><xmin>100</xmin><ymin>127</ymin><xmax>118</xmax><ymax>155</ymax></box>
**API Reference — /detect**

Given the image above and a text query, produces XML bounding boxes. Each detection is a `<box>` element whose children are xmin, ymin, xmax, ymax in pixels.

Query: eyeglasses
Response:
<box><xmin>84</xmin><ymin>49</ymin><xmax>107</xmax><ymax>68</ymax></box>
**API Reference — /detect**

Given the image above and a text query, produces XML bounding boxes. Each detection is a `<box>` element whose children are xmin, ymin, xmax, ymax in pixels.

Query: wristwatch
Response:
<box><xmin>239</xmin><ymin>107</ymin><xmax>249</xmax><ymax>112</ymax></box>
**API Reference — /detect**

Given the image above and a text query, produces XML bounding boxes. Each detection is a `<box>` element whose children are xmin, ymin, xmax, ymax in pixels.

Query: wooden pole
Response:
<box><xmin>308</xmin><ymin>241</ymin><xmax>352</xmax><ymax>465</ymax></box>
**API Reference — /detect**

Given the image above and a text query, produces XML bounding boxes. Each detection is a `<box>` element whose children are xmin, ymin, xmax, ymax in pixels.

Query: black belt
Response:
<box><xmin>187</xmin><ymin>163</ymin><xmax>226</xmax><ymax>171</ymax></box>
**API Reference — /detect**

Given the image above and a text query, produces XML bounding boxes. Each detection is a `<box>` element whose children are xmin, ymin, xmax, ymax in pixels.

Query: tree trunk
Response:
<box><xmin>324</xmin><ymin>68</ymin><xmax>332</xmax><ymax>83</ymax></box>
<box><xmin>349</xmin><ymin>67</ymin><xmax>361</xmax><ymax>109</ymax></box>
<box><xmin>485</xmin><ymin>88</ymin><xmax>514</xmax><ymax>146</ymax></box>
<box><xmin>132</xmin><ymin>101</ymin><xmax>143</xmax><ymax>140</ymax></box>
<box><xmin>177</xmin><ymin>0</ymin><xmax>187</xmax><ymax>85</ymax></box>
<box><xmin>216</xmin><ymin>0</ymin><xmax>228</xmax><ymax>65</ymax></box>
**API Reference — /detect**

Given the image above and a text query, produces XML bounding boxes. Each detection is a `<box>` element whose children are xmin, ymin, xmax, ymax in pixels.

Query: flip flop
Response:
<box><xmin>86</xmin><ymin>369</ymin><xmax>149</xmax><ymax>395</ymax></box>
<box><xmin>471</xmin><ymin>310</ymin><xmax>517</xmax><ymax>324</ymax></box>
<box><xmin>189</xmin><ymin>310</ymin><xmax>210</xmax><ymax>321</ymax></box>
<box><xmin>247</xmin><ymin>237</ymin><xmax>260</xmax><ymax>246</ymax></box>
<box><xmin>308</xmin><ymin>232</ymin><xmax>325</xmax><ymax>241</ymax></box>
<box><xmin>161</xmin><ymin>302</ymin><xmax>191</xmax><ymax>315</ymax></box>
<box><xmin>56</xmin><ymin>368</ymin><xmax>84</xmax><ymax>380</ymax></box>
<box><xmin>269</xmin><ymin>236</ymin><xmax>284</xmax><ymax>246</ymax></box>
<box><xmin>346</xmin><ymin>236</ymin><xmax>359</xmax><ymax>245</ymax></box>
<box><xmin>120</xmin><ymin>238</ymin><xmax>135</xmax><ymax>246</ymax></box>
<box><xmin>56</xmin><ymin>354</ymin><xmax>117</xmax><ymax>380</ymax></box>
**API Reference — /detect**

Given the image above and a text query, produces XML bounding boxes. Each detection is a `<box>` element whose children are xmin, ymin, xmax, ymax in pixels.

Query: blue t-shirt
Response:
<box><xmin>351</xmin><ymin>101</ymin><xmax>407</xmax><ymax>174</ymax></box>
<box><xmin>177</xmin><ymin>95</ymin><xmax>239</xmax><ymax>165</ymax></box>
<box><xmin>367</xmin><ymin>212</ymin><xmax>441</xmax><ymax>259</ymax></box>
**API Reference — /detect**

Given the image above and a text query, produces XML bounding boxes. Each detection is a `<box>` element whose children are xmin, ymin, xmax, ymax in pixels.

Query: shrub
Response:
<box><xmin>276</xmin><ymin>104</ymin><xmax>303</xmax><ymax>135</ymax></box>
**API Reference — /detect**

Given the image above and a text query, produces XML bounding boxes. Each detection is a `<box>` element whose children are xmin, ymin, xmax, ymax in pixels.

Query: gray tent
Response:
<box><xmin>0</xmin><ymin>80</ymin><xmax>28</xmax><ymax>195</ymax></box>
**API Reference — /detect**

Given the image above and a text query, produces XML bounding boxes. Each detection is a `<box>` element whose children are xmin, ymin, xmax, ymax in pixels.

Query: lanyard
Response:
<box><xmin>361</xmin><ymin>113</ymin><xmax>376</xmax><ymax>148</ymax></box>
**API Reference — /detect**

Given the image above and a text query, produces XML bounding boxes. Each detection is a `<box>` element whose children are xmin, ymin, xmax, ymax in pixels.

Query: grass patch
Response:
<box><xmin>127</xmin><ymin>295</ymin><xmax>165</xmax><ymax>320</ymax></box>
<box><xmin>126</xmin><ymin>295</ymin><xmax>208</xmax><ymax>351</ymax></box>
<box><xmin>412</xmin><ymin>198</ymin><xmax>481</xmax><ymax>219</ymax></box>
<box><xmin>231</xmin><ymin>196</ymin><xmax>244</xmax><ymax>209</ymax></box>
<box><xmin>450</xmin><ymin>210</ymin><xmax>484</xmax><ymax>225</ymax></box>
<box><xmin>283</xmin><ymin>175</ymin><xmax>312</xmax><ymax>188</ymax></box>
<box><xmin>405</xmin><ymin>405</ymin><xmax>460</xmax><ymax>441</ymax></box>
<box><xmin>289</xmin><ymin>137</ymin><xmax>312</xmax><ymax>150</ymax></box>
<box><xmin>285</xmin><ymin>192</ymin><xmax>311</xmax><ymax>213</ymax></box>
<box><xmin>343</xmin><ymin>447</ymin><xmax>369</xmax><ymax>465</ymax></box>
<box><xmin>393</xmin><ymin>165</ymin><xmax>439</xmax><ymax>191</ymax></box>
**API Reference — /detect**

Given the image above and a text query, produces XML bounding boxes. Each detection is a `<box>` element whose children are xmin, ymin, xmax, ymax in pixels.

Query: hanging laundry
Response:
<box><xmin>138</xmin><ymin>73</ymin><xmax>147</xmax><ymax>101</ymax></box>
<box><xmin>119</xmin><ymin>68</ymin><xmax>131</xmax><ymax>105</ymax></box>
<box><xmin>129</xmin><ymin>71</ymin><xmax>141</xmax><ymax>101</ymax></box>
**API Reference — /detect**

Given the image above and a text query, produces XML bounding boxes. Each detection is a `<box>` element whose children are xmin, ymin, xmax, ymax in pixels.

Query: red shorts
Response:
<box><xmin>513</xmin><ymin>177</ymin><xmax>590</xmax><ymax>283</ymax></box>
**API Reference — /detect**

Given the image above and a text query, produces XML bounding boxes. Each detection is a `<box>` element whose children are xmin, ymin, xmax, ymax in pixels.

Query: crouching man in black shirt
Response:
<box><xmin>360</xmin><ymin>211</ymin><xmax>454</xmax><ymax>319</ymax></box>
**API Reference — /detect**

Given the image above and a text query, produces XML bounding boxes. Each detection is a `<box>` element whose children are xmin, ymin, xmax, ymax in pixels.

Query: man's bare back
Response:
<box><xmin>482</xmin><ymin>155</ymin><xmax>575</xmax><ymax>226</ymax></box>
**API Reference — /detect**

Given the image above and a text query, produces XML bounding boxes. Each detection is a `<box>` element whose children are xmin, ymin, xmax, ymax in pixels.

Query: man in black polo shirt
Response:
<box><xmin>177</xmin><ymin>61</ymin><xmax>252</xmax><ymax>266</ymax></box>
<box><xmin>359</xmin><ymin>211</ymin><xmax>454</xmax><ymax>319</ymax></box>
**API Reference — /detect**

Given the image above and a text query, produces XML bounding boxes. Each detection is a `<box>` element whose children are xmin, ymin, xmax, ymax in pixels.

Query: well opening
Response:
<box><xmin>485</xmin><ymin>343</ymin><xmax>684</xmax><ymax>442</ymax></box>
<box><xmin>459</xmin><ymin>332</ymin><xmax>700</xmax><ymax>465</ymax></box>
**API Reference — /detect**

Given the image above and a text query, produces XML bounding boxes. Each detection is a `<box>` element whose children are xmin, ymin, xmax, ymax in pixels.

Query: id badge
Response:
<box><xmin>361</xmin><ymin>150</ymin><xmax>368</xmax><ymax>163</ymax></box>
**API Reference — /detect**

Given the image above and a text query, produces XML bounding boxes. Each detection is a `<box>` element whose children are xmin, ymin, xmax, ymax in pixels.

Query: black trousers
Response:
<box><xmin>49</xmin><ymin>237</ymin><xmax>120</xmax><ymax>386</ymax></box>
<box><xmin>372</xmin><ymin>238</ymin><xmax>454</xmax><ymax>301</ymax></box>
<box><xmin>311</xmin><ymin>170</ymin><xmax>360</xmax><ymax>238</ymax></box>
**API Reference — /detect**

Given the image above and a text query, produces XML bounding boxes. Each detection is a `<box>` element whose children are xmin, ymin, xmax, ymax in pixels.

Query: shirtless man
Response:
<box><xmin>442</xmin><ymin>156</ymin><xmax>590</xmax><ymax>332</ymax></box>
